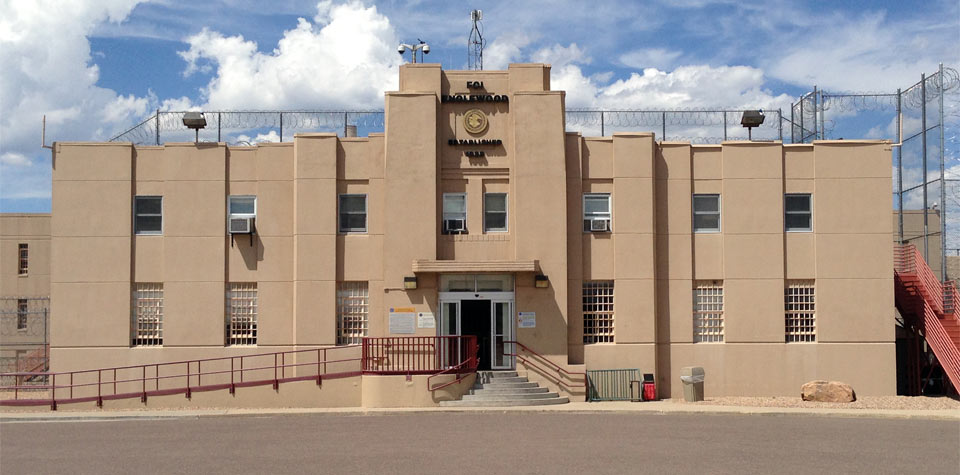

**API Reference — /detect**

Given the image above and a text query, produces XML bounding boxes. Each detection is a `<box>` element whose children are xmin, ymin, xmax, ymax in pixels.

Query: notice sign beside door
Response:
<box><xmin>389</xmin><ymin>307</ymin><xmax>416</xmax><ymax>334</ymax></box>
<box><xmin>518</xmin><ymin>311</ymin><xmax>536</xmax><ymax>328</ymax></box>
<box><xmin>418</xmin><ymin>312</ymin><xmax>436</xmax><ymax>329</ymax></box>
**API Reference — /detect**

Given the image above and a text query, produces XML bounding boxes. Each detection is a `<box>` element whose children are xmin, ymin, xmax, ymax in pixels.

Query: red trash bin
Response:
<box><xmin>642</xmin><ymin>373</ymin><xmax>656</xmax><ymax>401</ymax></box>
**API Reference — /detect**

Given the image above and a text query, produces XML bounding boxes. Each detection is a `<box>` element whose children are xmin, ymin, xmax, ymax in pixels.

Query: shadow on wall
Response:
<box><xmin>234</xmin><ymin>233</ymin><xmax>262</xmax><ymax>270</ymax></box>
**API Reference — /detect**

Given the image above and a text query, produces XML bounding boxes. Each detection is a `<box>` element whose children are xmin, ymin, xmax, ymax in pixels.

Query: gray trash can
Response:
<box><xmin>680</xmin><ymin>366</ymin><xmax>705</xmax><ymax>402</ymax></box>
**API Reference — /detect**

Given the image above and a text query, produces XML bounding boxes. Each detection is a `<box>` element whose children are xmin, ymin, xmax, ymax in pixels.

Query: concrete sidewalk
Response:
<box><xmin>3</xmin><ymin>400</ymin><xmax>959</xmax><ymax>423</ymax></box>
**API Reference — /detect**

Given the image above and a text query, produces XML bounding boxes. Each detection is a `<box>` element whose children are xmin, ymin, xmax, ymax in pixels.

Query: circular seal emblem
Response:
<box><xmin>463</xmin><ymin>108</ymin><xmax>488</xmax><ymax>134</ymax></box>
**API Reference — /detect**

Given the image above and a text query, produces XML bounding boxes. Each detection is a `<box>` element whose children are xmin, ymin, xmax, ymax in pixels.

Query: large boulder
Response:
<box><xmin>801</xmin><ymin>380</ymin><xmax>856</xmax><ymax>402</ymax></box>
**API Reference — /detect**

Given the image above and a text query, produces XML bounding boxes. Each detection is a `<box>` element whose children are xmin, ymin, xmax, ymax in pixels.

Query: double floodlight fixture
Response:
<box><xmin>740</xmin><ymin>109</ymin><xmax>764</xmax><ymax>140</ymax></box>
<box><xmin>398</xmin><ymin>39</ymin><xmax>430</xmax><ymax>63</ymax></box>
<box><xmin>182</xmin><ymin>111</ymin><xmax>207</xmax><ymax>143</ymax></box>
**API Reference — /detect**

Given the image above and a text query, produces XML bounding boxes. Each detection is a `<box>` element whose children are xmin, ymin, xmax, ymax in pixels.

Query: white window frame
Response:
<box><xmin>693</xmin><ymin>194</ymin><xmax>721</xmax><ymax>233</ymax></box>
<box><xmin>338</xmin><ymin>194</ymin><xmax>368</xmax><ymax>233</ymax></box>
<box><xmin>483</xmin><ymin>192</ymin><xmax>508</xmax><ymax>233</ymax></box>
<box><xmin>442</xmin><ymin>192</ymin><xmax>467</xmax><ymax>234</ymax></box>
<box><xmin>134</xmin><ymin>196</ymin><xmax>163</xmax><ymax>235</ymax></box>
<box><xmin>784</xmin><ymin>193</ymin><xmax>813</xmax><ymax>232</ymax></box>
<box><xmin>228</xmin><ymin>195</ymin><xmax>257</xmax><ymax>218</ymax></box>
<box><xmin>582</xmin><ymin>193</ymin><xmax>612</xmax><ymax>232</ymax></box>
<box><xmin>16</xmin><ymin>299</ymin><xmax>28</xmax><ymax>331</ymax></box>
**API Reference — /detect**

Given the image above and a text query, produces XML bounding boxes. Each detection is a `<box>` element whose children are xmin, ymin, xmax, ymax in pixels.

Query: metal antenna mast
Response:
<box><xmin>468</xmin><ymin>10</ymin><xmax>484</xmax><ymax>70</ymax></box>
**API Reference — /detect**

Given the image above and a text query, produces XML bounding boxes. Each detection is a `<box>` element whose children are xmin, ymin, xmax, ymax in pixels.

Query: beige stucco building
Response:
<box><xmin>0</xmin><ymin>214</ymin><xmax>50</xmax><ymax>371</ymax></box>
<box><xmin>34</xmin><ymin>64</ymin><xmax>899</xmax><ymax>403</ymax></box>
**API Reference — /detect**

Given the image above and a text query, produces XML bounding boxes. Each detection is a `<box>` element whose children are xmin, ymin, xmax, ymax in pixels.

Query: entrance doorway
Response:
<box><xmin>438</xmin><ymin>275</ymin><xmax>515</xmax><ymax>371</ymax></box>
<box><xmin>461</xmin><ymin>300</ymin><xmax>492</xmax><ymax>370</ymax></box>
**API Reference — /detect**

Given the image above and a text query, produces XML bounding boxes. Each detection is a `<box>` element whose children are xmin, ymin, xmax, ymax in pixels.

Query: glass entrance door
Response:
<box><xmin>492</xmin><ymin>300</ymin><xmax>514</xmax><ymax>370</ymax></box>
<box><xmin>439</xmin><ymin>299</ymin><xmax>460</xmax><ymax>368</ymax></box>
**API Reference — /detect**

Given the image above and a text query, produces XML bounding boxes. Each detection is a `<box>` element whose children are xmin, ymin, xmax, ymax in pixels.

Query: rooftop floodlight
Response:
<box><xmin>182</xmin><ymin>111</ymin><xmax>206</xmax><ymax>143</ymax></box>
<box><xmin>740</xmin><ymin>109</ymin><xmax>764</xmax><ymax>141</ymax></box>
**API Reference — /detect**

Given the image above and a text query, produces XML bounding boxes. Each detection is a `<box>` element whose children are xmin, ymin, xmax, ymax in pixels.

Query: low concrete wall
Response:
<box><xmin>361</xmin><ymin>373</ymin><xmax>475</xmax><ymax>407</ymax></box>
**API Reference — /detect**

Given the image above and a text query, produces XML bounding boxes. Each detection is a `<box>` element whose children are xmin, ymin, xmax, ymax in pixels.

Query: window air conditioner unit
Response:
<box><xmin>444</xmin><ymin>218</ymin><xmax>466</xmax><ymax>233</ymax></box>
<box><xmin>590</xmin><ymin>218</ymin><xmax>610</xmax><ymax>232</ymax></box>
<box><xmin>229</xmin><ymin>217</ymin><xmax>255</xmax><ymax>234</ymax></box>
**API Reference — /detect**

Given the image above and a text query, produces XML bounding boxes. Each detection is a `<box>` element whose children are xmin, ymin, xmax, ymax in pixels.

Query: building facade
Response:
<box><xmin>0</xmin><ymin>214</ymin><xmax>50</xmax><ymax>372</ymax></box>
<box><xmin>44</xmin><ymin>64</ymin><xmax>896</xmax><ymax>399</ymax></box>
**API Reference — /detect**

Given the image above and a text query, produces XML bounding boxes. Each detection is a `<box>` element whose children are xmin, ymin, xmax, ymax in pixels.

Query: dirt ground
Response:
<box><xmin>676</xmin><ymin>395</ymin><xmax>960</xmax><ymax>410</ymax></box>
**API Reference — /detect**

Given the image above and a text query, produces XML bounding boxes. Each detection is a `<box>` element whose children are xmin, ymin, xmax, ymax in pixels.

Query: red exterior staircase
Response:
<box><xmin>894</xmin><ymin>243</ymin><xmax>960</xmax><ymax>394</ymax></box>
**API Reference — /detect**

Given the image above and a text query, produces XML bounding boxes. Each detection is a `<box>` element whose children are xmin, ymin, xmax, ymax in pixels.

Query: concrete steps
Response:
<box><xmin>440</xmin><ymin>371</ymin><xmax>569</xmax><ymax>407</ymax></box>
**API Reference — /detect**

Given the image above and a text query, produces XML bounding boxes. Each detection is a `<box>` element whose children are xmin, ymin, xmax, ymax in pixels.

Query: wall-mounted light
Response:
<box><xmin>404</xmin><ymin>276</ymin><xmax>418</xmax><ymax>290</ymax></box>
<box><xmin>535</xmin><ymin>274</ymin><xmax>549</xmax><ymax>289</ymax></box>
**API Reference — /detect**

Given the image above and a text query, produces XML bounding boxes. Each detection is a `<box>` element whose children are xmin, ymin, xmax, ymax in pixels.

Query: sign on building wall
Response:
<box><xmin>389</xmin><ymin>307</ymin><xmax>416</xmax><ymax>334</ymax></box>
<box><xmin>417</xmin><ymin>312</ymin><xmax>436</xmax><ymax>329</ymax></box>
<box><xmin>518</xmin><ymin>312</ymin><xmax>536</xmax><ymax>329</ymax></box>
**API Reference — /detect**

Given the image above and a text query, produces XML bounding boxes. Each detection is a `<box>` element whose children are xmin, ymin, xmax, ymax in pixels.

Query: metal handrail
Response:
<box><xmin>503</xmin><ymin>340</ymin><xmax>586</xmax><ymax>392</ymax></box>
<box><xmin>1</xmin><ymin>345</ymin><xmax>362</xmax><ymax>409</ymax></box>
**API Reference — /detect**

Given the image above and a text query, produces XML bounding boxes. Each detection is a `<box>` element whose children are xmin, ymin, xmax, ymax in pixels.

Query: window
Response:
<box><xmin>134</xmin><ymin>196</ymin><xmax>163</xmax><ymax>235</ymax></box>
<box><xmin>693</xmin><ymin>194</ymin><xmax>721</xmax><ymax>232</ymax></box>
<box><xmin>583</xmin><ymin>193</ymin><xmax>611</xmax><ymax>232</ymax></box>
<box><xmin>338</xmin><ymin>194</ymin><xmax>367</xmax><ymax>233</ymax></box>
<box><xmin>583</xmin><ymin>281</ymin><xmax>614</xmax><ymax>343</ymax></box>
<box><xmin>442</xmin><ymin>193</ymin><xmax>467</xmax><ymax>234</ymax></box>
<box><xmin>18</xmin><ymin>243</ymin><xmax>28</xmax><ymax>275</ymax></box>
<box><xmin>484</xmin><ymin>193</ymin><xmax>508</xmax><ymax>232</ymax></box>
<box><xmin>226</xmin><ymin>283</ymin><xmax>257</xmax><ymax>346</ymax></box>
<box><xmin>785</xmin><ymin>281</ymin><xmax>816</xmax><ymax>342</ymax></box>
<box><xmin>17</xmin><ymin>299</ymin><xmax>28</xmax><ymax>330</ymax></box>
<box><xmin>228</xmin><ymin>195</ymin><xmax>256</xmax><ymax>217</ymax></box>
<box><xmin>131</xmin><ymin>283</ymin><xmax>163</xmax><ymax>346</ymax></box>
<box><xmin>336</xmin><ymin>282</ymin><xmax>369</xmax><ymax>345</ymax></box>
<box><xmin>439</xmin><ymin>274</ymin><xmax>513</xmax><ymax>292</ymax></box>
<box><xmin>694</xmin><ymin>281</ymin><xmax>724</xmax><ymax>343</ymax></box>
<box><xmin>785</xmin><ymin>194</ymin><xmax>812</xmax><ymax>231</ymax></box>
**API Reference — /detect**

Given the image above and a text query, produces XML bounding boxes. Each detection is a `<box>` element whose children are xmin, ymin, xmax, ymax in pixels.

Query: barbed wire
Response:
<box><xmin>111</xmin><ymin>108</ymin><xmax>786</xmax><ymax>145</ymax></box>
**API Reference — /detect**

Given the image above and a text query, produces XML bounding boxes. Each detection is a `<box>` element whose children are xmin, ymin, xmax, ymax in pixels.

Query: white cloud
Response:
<box><xmin>618</xmin><ymin>48</ymin><xmax>682</xmax><ymax>70</ymax></box>
<box><xmin>554</xmin><ymin>63</ymin><xmax>792</xmax><ymax>111</ymax></box>
<box><xmin>235</xmin><ymin>130</ymin><xmax>281</xmax><ymax>144</ymax></box>
<box><xmin>0</xmin><ymin>0</ymin><xmax>151</xmax><ymax>209</ymax></box>
<box><xmin>766</xmin><ymin>12</ymin><xmax>952</xmax><ymax>91</ymax></box>
<box><xmin>0</xmin><ymin>152</ymin><xmax>31</xmax><ymax>167</ymax></box>
<box><xmin>483</xmin><ymin>32</ymin><xmax>532</xmax><ymax>70</ymax></box>
<box><xmin>530</xmin><ymin>43</ymin><xmax>590</xmax><ymax>68</ymax></box>
<box><xmin>178</xmin><ymin>1</ymin><xmax>401</xmax><ymax>110</ymax></box>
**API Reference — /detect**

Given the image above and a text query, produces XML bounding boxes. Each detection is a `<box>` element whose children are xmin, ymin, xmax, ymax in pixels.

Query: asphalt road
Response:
<box><xmin>1</xmin><ymin>412</ymin><xmax>958</xmax><ymax>474</ymax></box>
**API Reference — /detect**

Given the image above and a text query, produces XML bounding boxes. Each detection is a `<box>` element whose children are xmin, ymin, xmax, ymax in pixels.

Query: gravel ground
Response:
<box><xmin>676</xmin><ymin>395</ymin><xmax>960</xmax><ymax>410</ymax></box>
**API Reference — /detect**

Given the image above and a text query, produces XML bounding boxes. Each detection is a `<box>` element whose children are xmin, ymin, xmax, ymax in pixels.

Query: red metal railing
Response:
<box><xmin>504</xmin><ymin>340</ymin><xmax>586</xmax><ymax>397</ymax></box>
<box><xmin>362</xmin><ymin>336</ymin><xmax>476</xmax><ymax>375</ymax></box>
<box><xmin>894</xmin><ymin>243</ymin><xmax>960</xmax><ymax>394</ymax></box>
<box><xmin>426</xmin><ymin>336</ymin><xmax>478</xmax><ymax>392</ymax></box>
<box><xmin>3</xmin><ymin>337</ymin><xmax>482</xmax><ymax>410</ymax></box>
<box><xmin>1</xmin><ymin>345</ymin><xmax>362</xmax><ymax>410</ymax></box>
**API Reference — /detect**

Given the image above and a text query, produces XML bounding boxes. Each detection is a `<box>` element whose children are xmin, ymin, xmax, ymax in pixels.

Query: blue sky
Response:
<box><xmin>1</xmin><ymin>0</ymin><xmax>958</xmax><ymax>246</ymax></box>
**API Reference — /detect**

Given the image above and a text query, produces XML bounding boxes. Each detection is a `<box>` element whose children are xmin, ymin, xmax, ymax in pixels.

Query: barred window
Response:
<box><xmin>785</xmin><ymin>281</ymin><xmax>816</xmax><ymax>342</ymax></box>
<box><xmin>132</xmin><ymin>283</ymin><xmax>163</xmax><ymax>346</ymax></box>
<box><xmin>134</xmin><ymin>196</ymin><xmax>163</xmax><ymax>235</ymax></box>
<box><xmin>336</xmin><ymin>282</ymin><xmax>369</xmax><ymax>345</ymax></box>
<box><xmin>17</xmin><ymin>299</ymin><xmax>28</xmax><ymax>330</ymax></box>
<box><xmin>18</xmin><ymin>243</ymin><xmax>28</xmax><ymax>275</ymax></box>
<box><xmin>694</xmin><ymin>281</ymin><xmax>724</xmax><ymax>343</ymax></box>
<box><xmin>583</xmin><ymin>281</ymin><xmax>614</xmax><ymax>343</ymax></box>
<box><xmin>226</xmin><ymin>283</ymin><xmax>257</xmax><ymax>346</ymax></box>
